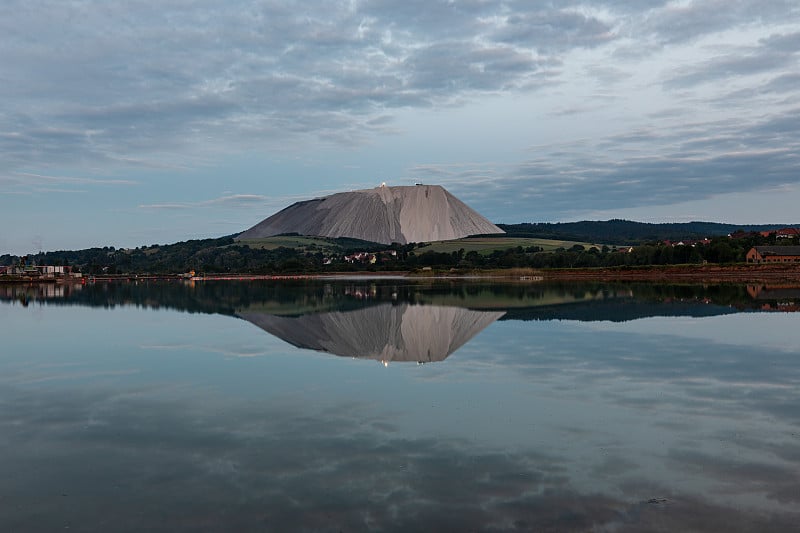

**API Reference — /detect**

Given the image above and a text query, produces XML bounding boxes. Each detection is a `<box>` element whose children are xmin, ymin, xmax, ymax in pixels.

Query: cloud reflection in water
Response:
<box><xmin>1</xmin><ymin>281</ymin><xmax>800</xmax><ymax>531</ymax></box>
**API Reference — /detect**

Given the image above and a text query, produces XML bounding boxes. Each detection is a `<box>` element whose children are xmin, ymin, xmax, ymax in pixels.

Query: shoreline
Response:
<box><xmin>3</xmin><ymin>264</ymin><xmax>799</xmax><ymax>284</ymax></box>
<box><xmin>532</xmin><ymin>264</ymin><xmax>800</xmax><ymax>283</ymax></box>
<box><xmin>186</xmin><ymin>264</ymin><xmax>800</xmax><ymax>283</ymax></box>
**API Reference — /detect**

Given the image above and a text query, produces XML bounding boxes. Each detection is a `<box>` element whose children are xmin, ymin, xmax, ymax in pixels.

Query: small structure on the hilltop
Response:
<box><xmin>746</xmin><ymin>246</ymin><xmax>800</xmax><ymax>263</ymax></box>
<box><xmin>236</xmin><ymin>184</ymin><xmax>504</xmax><ymax>245</ymax></box>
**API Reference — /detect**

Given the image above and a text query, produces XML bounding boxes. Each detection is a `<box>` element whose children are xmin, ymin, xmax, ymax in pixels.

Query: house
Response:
<box><xmin>0</xmin><ymin>264</ymin><xmax>73</xmax><ymax>277</ymax></box>
<box><xmin>746</xmin><ymin>246</ymin><xmax>800</xmax><ymax>263</ymax></box>
<box><xmin>663</xmin><ymin>238</ymin><xmax>710</xmax><ymax>247</ymax></box>
<box><xmin>344</xmin><ymin>252</ymin><xmax>377</xmax><ymax>264</ymax></box>
<box><xmin>776</xmin><ymin>228</ymin><xmax>800</xmax><ymax>239</ymax></box>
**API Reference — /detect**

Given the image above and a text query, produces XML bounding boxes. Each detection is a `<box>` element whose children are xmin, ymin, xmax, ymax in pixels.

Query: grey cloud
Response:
<box><xmin>761</xmin><ymin>31</ymin><xmax>800</xmax><ymax>52</ymax></box>
<box><xmin>1</xmin><ymin>0</ymin><xmax>798</xmax><ymax>211</ymax></box>
<box><xmin>492</xmin><ymin>10</ymin><xmax>615</xmax><ymax>51</ymax></box>
<box><xmin>665</xmin><ymin>31</ymin><xmax>800</xmax><ymax>88</ymax></box>
<box><xmin>666</xmin><ymin>52</ymin><xmax>796</xmax><ymax>89</ymax></box>
<box><xmin>138</xmin><ymin>193</ymin><xmax>270</xmax><ymax>211</ymax></box>
<box><xmin>403</xmin><ymin>42</ymin><xmax>542</xmax><ymax>93</ymax></box>
<box><xmin>585</xmin><ymin>65</ymin><xmax>632</xmax><ymax>85</ymax></box>
<box><xmin>136</xmin><ymin>203</ymin><xmax>193</xmax><ymax>210</ymax></box>
<box><xmin>0</xmin><ymin>172</ymin><xmax>137</xmax><ymax>196</ymax></box>
<box><xmin>640</xmin><ymin>0</ymin><xmax>799</xmax><ymax>45</ymax></box>
<box><xmin>761</xmin><ymin>72</ymin><xmax>800</xmax><ymax>94</ymax></box>
<box><xmin>361</xmin><ymin>0</ymin><xmax>493</xmax><ymax>35</ymax></box>
<box><xmin>415</xmin><ymin>109</ymin><xmax>800</xmax><ymax>221</ymax></box>
<box><xmin>0</xmin><ymin>1</ymin><xmax>625</xmax><ymax>173</ymax></box>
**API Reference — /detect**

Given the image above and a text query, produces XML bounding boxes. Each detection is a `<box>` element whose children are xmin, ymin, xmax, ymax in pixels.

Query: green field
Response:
<box><xmin>238</xmin><ymin>234</ymin><xmax>605</xmax><ymax>255</ymax></box>
<box><xmin>420</xmin><ymin>237</ymin><xmax>603</xmax><ymax>255</ymax></box>
<box><xmin>236</xmin><ymin>235</ymin><xmax>377</xmax><ymax>252</ymax></box>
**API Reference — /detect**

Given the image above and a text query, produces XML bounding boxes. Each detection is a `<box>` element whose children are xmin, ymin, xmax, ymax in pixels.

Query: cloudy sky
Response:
<box><xmin>2</xmin><ymin>0</ymin><xmax>800</xmax><ymax>254</ymax></box>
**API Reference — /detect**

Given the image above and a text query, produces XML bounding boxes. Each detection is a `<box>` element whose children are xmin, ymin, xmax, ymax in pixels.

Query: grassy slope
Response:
<box><xmin>420</xmin><ymin>237</ymin><xmax>604</xmax><ymax>255</ymax></box>
<box><xmin>239</xmin><ymin>235</ymin><xmax>605</xmax><ymax>256</ymax></box>
<box><xmin>236</xmin><ymin>235</ymin><xmax>379</xmax><ymax>252</ymax></box>
<box><xmin>238</xmin><ymin>236</ymin><xmax>337</xmax><ymax>251</ymax></box>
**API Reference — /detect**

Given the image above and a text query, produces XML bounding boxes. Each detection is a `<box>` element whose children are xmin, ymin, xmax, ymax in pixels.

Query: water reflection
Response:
<box><xmin>244</xmin><ymin>303</ymin><xmax>505</xmax><ymax>363</ymax></box>
<box><xmin>3</xmin><ymin>280</ymin><xmax>799</xmax><ymax>362</ymax></box>
<box><xmin>6</xmin><ymin>279</ymin><xmax>795</xmax><ymax>315</ymax></box>
<box><xmin>2</xmin><ymin>280</ymin><xmax>800</xmax><ymax>530</ymax></box>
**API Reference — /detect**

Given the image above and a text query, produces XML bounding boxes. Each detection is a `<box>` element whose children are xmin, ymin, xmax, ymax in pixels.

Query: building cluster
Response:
<box><xmin>729</xmin><ymin>227</ymin><xmax>800</xmax><ymax>239</ymax></box>
<box><xmin>659</xmin><ymin>227</ymin><xmax>800</xmax><ymax>263</ymax></box>
<box><xmin>0</xmin><ymin>264</ymin><xmax>81</xmax><ymax>278</ymax></box>
<box><xmin>342</xmin><ymin>250</ymin><xmax>397</xmax><ymax>265</ymax></box>
<box><xmin>661</xmin><ymin>238</ymin><xmax>712</xmax><ymax>247</ymax></box>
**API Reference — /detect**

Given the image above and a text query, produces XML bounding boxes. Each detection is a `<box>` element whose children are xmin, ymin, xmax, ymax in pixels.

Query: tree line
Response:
<box><xmin>0</xmin><ymin>230</ymin><xmax>790</xmax><ymax>275</ymax></box>
<box><xmin>498</xmin><ymin>220</ymin><xmax>792</xmax><ymax>245</ymax></box>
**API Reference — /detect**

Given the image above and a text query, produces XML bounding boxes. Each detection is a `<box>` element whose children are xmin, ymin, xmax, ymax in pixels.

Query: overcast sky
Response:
<box><xmin>2</xmin><ymin>1</ymin><xmax>800</xmax><ymax>254</ymax></box>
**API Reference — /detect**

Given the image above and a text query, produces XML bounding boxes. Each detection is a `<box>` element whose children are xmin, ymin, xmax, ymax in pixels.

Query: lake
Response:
<box><xmin>1</xmin><ymin>280</ymin><xmax>799</xmax><ymax>531</ymax></box>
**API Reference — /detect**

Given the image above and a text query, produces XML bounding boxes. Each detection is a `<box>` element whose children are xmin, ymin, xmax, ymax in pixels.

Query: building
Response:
<box><xmin>746</xmin><ymin>246</ymin><xmax>800</xmax><ymax>263</ymax></box>
<box><xmin>776</xmin><ymin>228</ymin><xmax>800</xmax><ymax>239</ymax></box>
<box><xmin>0</xmin><ymin>264</ymin><xmax>74</xmax><ymax>278</ymax></box>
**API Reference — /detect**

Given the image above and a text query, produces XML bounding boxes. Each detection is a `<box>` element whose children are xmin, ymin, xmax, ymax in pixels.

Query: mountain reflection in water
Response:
<box><xmin>3</xmin><ymin>279</ymin><xmax>800</xmax><ymax>531</ymax></box>
<box><xmin>2</xmin><ymin>279</ymin><xmax>799</xmax><ymax>363</ymax></box>
<box><xmin>239</xmin><ymin>304</ymin><xmax>505</xmax><ymax>363</ymax></box>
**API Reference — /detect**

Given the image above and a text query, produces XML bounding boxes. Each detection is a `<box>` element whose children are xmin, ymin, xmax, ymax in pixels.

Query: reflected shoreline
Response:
<box><xmin>4</xmin><ymin>280</ymin><xmax>800</xmax><ymax>362</ymax></box>
<box><xmin>3</xmin><ymin>279</ymin><xmax>800</xmax><ymax>315</ymax></box>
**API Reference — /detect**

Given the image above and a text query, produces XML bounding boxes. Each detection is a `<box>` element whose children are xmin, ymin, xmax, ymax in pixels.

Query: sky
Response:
<box><xmin>2</xmin><ymin>0</ymin><xmax>800</xmax><ymax>254</ymax></box>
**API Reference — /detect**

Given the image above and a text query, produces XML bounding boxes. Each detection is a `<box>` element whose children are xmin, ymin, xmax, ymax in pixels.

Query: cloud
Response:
<box><xmin>664</xmin><ymin>31</ymin><xmax>800</xmax><ymax>88</ymax></box>
<box><xmin>491</xmin><ymin>9</ymin><xmax>616</xmax><ymax>51</ymax></box>
<box><xmin>636</xmin><ymin>0</ymin><xmax>799</xmax><ymax>45</ymax></box>
<box><xmin>140</xmin><ymin>342</ymin><xmax>270</xmax><ymax>359</ymax></box>
<box><xmin>9</xmin><ymin>172</ymin><xmax>137</xmax><ymax>187</ymax></box>
<box><xmin>412</xmin><ymin>108</ymin><xmax>800</xmax><ymax>221</ymax></box>
<box><xmin>0</xmin><ymin>1</ymin><xmax>624</xmax><ymax>173</ymax></box>
<box><xmin>0</xmin><ymin>171</ymin><xmax>138</xmax><ymax>195</ymax></box>
<box><xmin>138</xmin><ymin>193</ymin><xmax>270</xmax><ymax>211</ymax></box>
<box><xmin>1</xmin><ymin>0</ymin><xmax>799</xmax><ymax>235</ymax></box>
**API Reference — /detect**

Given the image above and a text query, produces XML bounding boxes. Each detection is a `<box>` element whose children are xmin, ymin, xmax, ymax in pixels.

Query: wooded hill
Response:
<box><xmin>497</xmin><ymin>220</ymin><xmax>794</xmax><ymax>245</ymax></box>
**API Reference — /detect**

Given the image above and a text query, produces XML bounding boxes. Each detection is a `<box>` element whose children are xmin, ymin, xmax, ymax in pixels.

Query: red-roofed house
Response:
<box><xmin>746</xmin><ymin>246</ymin><xmax>800</xmax><ymax>263</ymax></box>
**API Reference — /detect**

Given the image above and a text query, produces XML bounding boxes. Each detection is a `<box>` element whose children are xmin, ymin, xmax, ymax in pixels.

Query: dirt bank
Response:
<box><xmin>536</xmin><ymin>264</ymin><xmax>800</xmax><ymax>283</ymax></box>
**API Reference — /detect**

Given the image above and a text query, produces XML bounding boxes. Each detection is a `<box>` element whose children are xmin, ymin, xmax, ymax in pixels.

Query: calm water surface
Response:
<box><xmin>1</xmin><ymin>280</ymin><xmax>799</xmax><ymax>531</ymax></box>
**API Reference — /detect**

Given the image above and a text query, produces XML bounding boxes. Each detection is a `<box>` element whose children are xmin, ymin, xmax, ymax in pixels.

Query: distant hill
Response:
<box><xmin>498</xmin><ymin>220</ymin><xmax>795</xmax><ymax>245</ymax></box>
